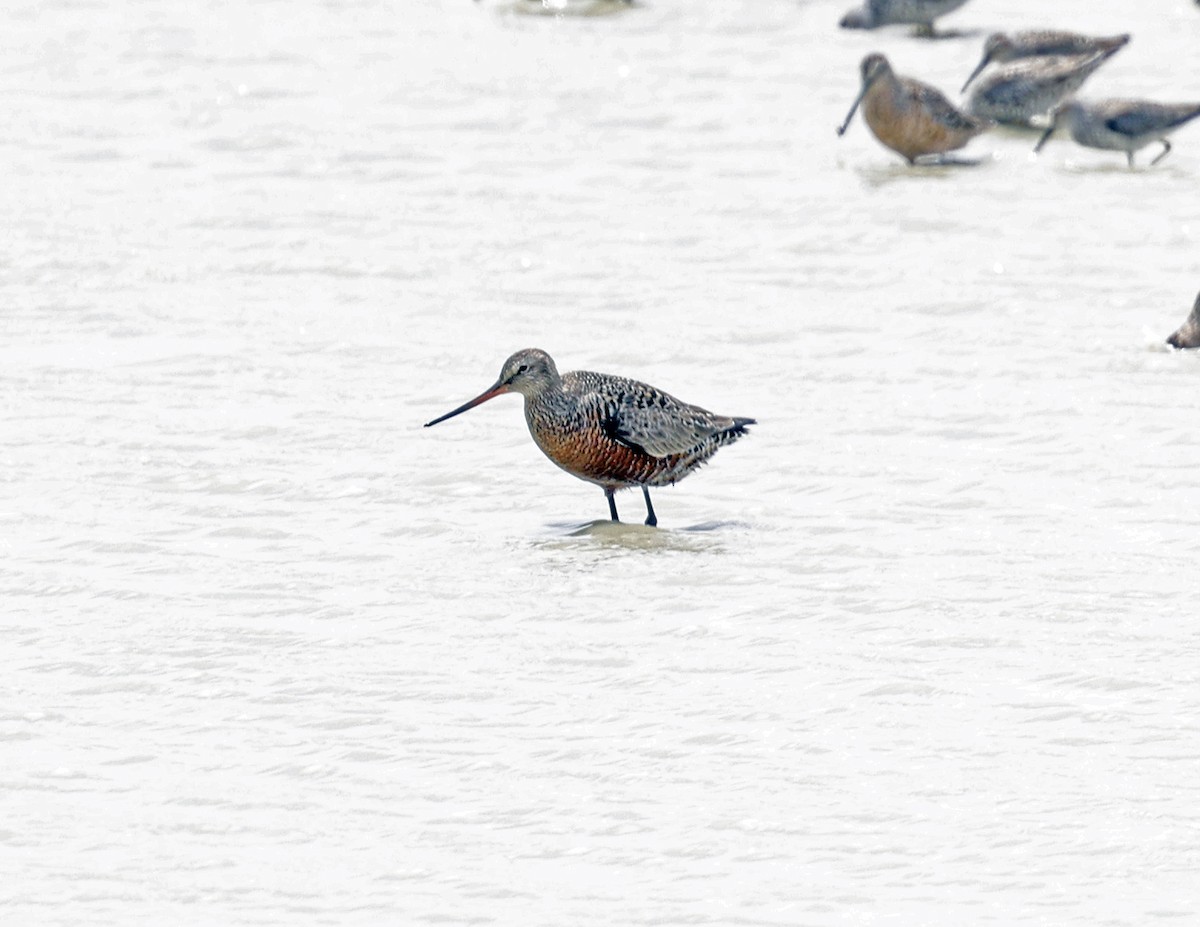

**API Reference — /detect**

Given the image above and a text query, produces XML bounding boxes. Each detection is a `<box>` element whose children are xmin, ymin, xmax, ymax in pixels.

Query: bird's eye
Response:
<box><xmin>517</xmin><ymin>364</ymin><xmax>528</xmax><ymax>374</ymax></box>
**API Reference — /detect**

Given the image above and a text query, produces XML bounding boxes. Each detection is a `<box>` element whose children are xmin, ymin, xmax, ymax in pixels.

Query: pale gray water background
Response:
<box><xmin>3</xmin><ymin>0</ymin><xmax>1200</xmax><ymax>923</ymax></box>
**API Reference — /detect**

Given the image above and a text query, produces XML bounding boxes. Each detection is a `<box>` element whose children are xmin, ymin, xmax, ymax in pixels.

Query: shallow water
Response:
<box><xmin>3</xmin><ymin>0</ymin><xmax>1200</xmax><ymax>924</ymax></box>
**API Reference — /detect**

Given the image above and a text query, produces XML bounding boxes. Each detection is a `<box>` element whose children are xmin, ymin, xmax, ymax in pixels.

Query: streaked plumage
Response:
<box><xmin>961</xmin><ymin>30</ymin><xmax>1129</xmax><ymax>92</ymax></box>
<box><xmin>424</xmin><ymin>349</ymin><xmax>754</xmax><ymax>526</ymax></box>
<box><xmin>1167</xmin><ymin>292</ymin><xmax>1200</xmax><ymax>349</ymax></box>
<box><xmin>839</xmin><ymin>0</ymin><xmax>970</xmax><ymax>35</ymax></box>
<box><xmin>1035</xmin><ymin>98</ymin><xmax>1200</xmax><ymax>166</ymax></box>
<box><xmin>838</xmin><ymin>53</ymin><xmax>989</xmax><ymax>164</ymax></box>
<box><xmin>966</xmin><ymin>49</ymin><xmax>1120</xmax><ymax>126</ymax></box>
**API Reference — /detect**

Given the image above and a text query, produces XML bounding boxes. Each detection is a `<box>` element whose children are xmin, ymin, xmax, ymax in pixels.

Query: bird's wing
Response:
<box><xmin>1108</xmin><ymin>103</ymin><xmax>1200</xmax><ymax>135</ymax></box>
<box><xmin>1104</xmin><ymin>106</ymin><xmax>1164</xmax><ymax>137</ymax></box>
<box><xmin>605</xmin><ymin>388</ymin><xmax>728</xmax><ymax>458</ymax></box>
<box><xmin>911</xmin><ymin>81</ymin><xmax>981</xmax><ymax>130</ymax></box>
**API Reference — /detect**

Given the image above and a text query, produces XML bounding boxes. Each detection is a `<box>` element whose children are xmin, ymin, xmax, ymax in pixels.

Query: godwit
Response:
<box><xmin>1034</xmin><ymin>98</ymin><xmax>1200</xmax><ymax>167</ymax></box>
<box><xmin>424</xmin><ymin>349</ymin><xmax>754</xmax><ymax>527</ymax></box>
<box><xmin>966</xmin><ymin>48</ymin><xmax>1121</xmax><ymax>127</ymax></box>
<box><xmin>1166</xmin><ymin>292</ymin><xmax>1200</xmax><ymax>349</ymax></box>
<box><xmin>961</xmin><ymin>30</ymin><xmax>1130</xmax><ymax>92</ymax></box>
<box><xmin>837</xmin><ymin>53</ymin><xmax>989</xmax><ymax>164</ymax></box>
<box><xmin>838</xmin><ymin>0</ymin><xmax>970</xmax><ymax>36</ymax></box>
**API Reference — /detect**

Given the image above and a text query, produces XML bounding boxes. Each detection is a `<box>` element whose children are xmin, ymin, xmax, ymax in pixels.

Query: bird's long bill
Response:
<box><xmin>837</xmin><ymin>85</ymin><xmax>869</xmax><ymax>137</ymax></box>
<box><xmin>960</xmin><ymin>56</ymin><xmax>989</xmax><ymax>93</ymax></box>
<box><xmin>1033</xmin><ymin>123</ymin><xmax>1055</xmax><ymax>154</ymax></box>
<box><xmin>424</xmin><ymin>380</ymin><xmax>510</xmax><ymax>427</ymax></box>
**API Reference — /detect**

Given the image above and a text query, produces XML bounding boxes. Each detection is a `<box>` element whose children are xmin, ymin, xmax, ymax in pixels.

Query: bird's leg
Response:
<box><xmin>605</xmin><ymin>488</ymin><xmax>619</xmax><ymax>522</ymax></box>
<box><xmin>1126</xmin><ymin>150</ymin><xmax>1135</xmax><ymax>168</ymax></box>
<box><xmin>1151</xmin><ymin>139</ymin><xmax>1172</xmax><ymax>166</ymax></box>
<box><xmin>641</xmin><ymin>487</ymin><xmax>657</xmax><ymax>528</ymax></box>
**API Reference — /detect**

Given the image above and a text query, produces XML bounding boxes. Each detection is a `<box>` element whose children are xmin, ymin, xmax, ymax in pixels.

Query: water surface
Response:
<box><xmin>3</xmin><ymin>0</ymin><xmax>1200</xmax><ymax>924</ymax></box>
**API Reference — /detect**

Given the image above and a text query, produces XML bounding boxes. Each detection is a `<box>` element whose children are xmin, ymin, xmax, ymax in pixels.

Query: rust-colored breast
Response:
<box><xmin>530</xmin><ymin>416</ymin><xmax>663</xmax><ymax>488</ymax></box>
<box><xmin>520</xmin><ymin>371</ymin><xmax>750</xmax><ymax>491</ymax></box>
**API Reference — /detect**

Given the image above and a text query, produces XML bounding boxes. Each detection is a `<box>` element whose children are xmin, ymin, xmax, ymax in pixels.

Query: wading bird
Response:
<box><xmin>961</xmin><ymin>30</ymin><xmax>1129</xmax><ymax>92</ymax></box>
<box><xmin>966</xmin><ymin>48</ymin><xmax>1121</xmax><ymax>126</ymax></box>
<box><xmin>425</xmin><ymin>349</ymin><xmax>754</xmax><ymax>527</ymax></box>
<box><xmin>1034</xmin><ymin>98</ymin><xmax>1200</xmax><ymax>167</ymax></box>
<box><xmin>839</xmin><ymin>0</ymin><xmax>970</xmax><ymax>37</ymax></box>
<box><xmin>838</xmin><ymin>53</ymin><xmax>989</xmax><ymax>164</ymax></box>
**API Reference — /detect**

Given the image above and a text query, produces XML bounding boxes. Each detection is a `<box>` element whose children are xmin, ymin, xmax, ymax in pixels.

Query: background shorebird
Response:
<box><xmin>1167</xmin><ymin>292</ymin><xmax>1200</xmax><ymax>349</ymax></box>
<box><xmin>1035</xmin><ymin>98</ymin><xmax>1200</xmax><ymax>167</ymax></box>
<box><xmin>966</xmin><ymin>48</ymin><xmax>1121</xmax><ymax>127</ymax></box>
<box><xmin>961</xmin><ymin>30</ymin><xmax>1130</xmax><ymax>92</ymax></box>
<box><xmin>424</xmin><ymin>349</ymin><xmax>754</xmax><ymax>527</ymax></box>
<box><xmin>838</xmin><ymin>53</ymin><xmax>989</xmax><ymax>164</ymax></box>
<box><xmin>838</xmin><ymin>0</ymin><xmax>971</xmax><ymax>37</ymax></box>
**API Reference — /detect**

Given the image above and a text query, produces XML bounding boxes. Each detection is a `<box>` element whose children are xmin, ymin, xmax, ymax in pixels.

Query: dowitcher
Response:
<box><xmin>837</xmin><ymin>53</ymin><xmax>989</xmax><ymax>164</ymax></box>
<box><xmin>839</xmin><ymin>0</ymin><xmax>970</xmax><ymax>36</ymax></box>
<box><xmin>1034</xmin><ymin>98</ymin><xmax>1200</xmax><ymax>166</ymax></box>
<box><xmin>1167</xmin><ymin>292</ymin><xmax>1200</xmax><ymax>349</ymax></box>
<box><xmin>424</xmin><ymin>349</ymin><xmax>754</xmax><ymax>527</ymax></box>
<box><xmin>966</xmin><ymin>48</ymin><xmax>1121</xmax><ymax>127</ymax></box>
<box><xmin>961</xmin><ymin>30</ymin><xmax>1130</xmax><ymax>92</ymax></box>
